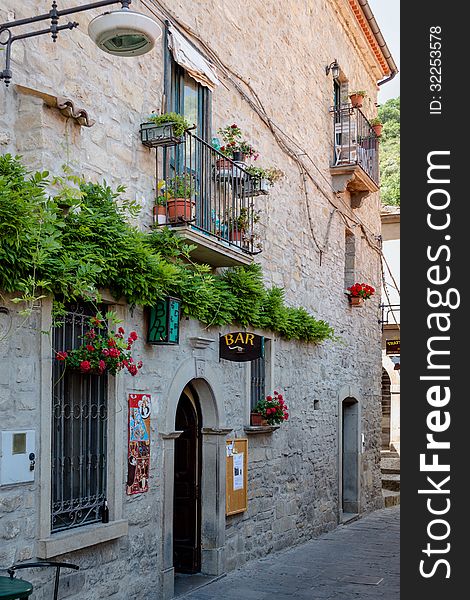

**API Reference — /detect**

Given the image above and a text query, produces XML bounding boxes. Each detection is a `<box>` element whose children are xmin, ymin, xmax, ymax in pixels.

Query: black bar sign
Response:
<box><xmin>219</xmin><ymin>332</ymin><xmax>264</xmax><ymax>362</ymax></box>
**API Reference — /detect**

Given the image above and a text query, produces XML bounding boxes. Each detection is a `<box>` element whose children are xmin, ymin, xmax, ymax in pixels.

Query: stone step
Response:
<box><xmin>383</xmin><ymin>489</ymin><xmax>400</xmax><ymax>508</ymax></box>
<box><xmin>382</xmin><ymin>467</ymin><xmax>400</xmax><ymax>475</ymax></box>
<box><xmin>381</xmin><ymin>457</ymin><xmax>400</xmax><ymax>474</ymax></box>
<box><xmin>381</xmin><ymin>450</ymin><xmax>400</xmax><ymax>459</ymax></box>
<box><xmin>382</xmin><ymin>474</ymin><xmax>400</xmax><ymax>492</ymax></box>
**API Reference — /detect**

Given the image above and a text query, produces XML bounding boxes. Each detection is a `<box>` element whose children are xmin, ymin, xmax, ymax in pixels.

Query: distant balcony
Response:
<box><xmin>153</xmin><ymin>130</ymin><xmax>261</xmax><ymax>267</ymax></box>
<box><xmin>380</xmin><ymin>303</ymin><xmax>400</xmax><ymax>329</ymax></box>
<box><xmin>330</xmin><ymin>106</ymin><xmax>380</xmax><ymax>208</ymax></box>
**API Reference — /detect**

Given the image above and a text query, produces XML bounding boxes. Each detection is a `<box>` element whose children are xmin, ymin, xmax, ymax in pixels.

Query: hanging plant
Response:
<box><xmin>56</xmin><ymin>311</ymin><xmax>143</xmax><ymax>376</ymax></box>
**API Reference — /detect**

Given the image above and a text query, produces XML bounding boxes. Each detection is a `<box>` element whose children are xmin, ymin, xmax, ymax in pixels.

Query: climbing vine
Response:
<box><xmin>0</xmin><ymin>155</ymin><xmax>334</xmax><ymax>343</ymax></box>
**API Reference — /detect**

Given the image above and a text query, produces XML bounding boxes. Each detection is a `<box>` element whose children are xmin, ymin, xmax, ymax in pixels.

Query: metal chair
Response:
<box><xmin>7</xmin><ymin>561</ymin><xmax>79</xmax><ymax>600</ymax></box>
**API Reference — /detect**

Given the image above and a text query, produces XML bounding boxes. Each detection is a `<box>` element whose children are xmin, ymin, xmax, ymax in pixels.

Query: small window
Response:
<box><xmin>250</xmin><ymin>339</ymin><xmax>273</xmax><ymax>410</ymax></box>
<box><xmin>344</xmin><ymin>228</ymin><xmax>356</xmax><ymax>289</ymax></box>
<box><xmin>250</xmin><ymin>355</ymin><xmax>266</xmax><ymax>410</ymax></box>
<box><xmin>51</xmin><ymin>303</ymin><xmax>108</xmax><ymax>532</ymax></box>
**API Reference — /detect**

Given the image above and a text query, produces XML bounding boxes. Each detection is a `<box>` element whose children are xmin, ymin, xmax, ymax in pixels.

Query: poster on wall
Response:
<box><xmin>127</xmin><ymin>393</ymin><xmax>151</xmax><ymax>495</ymax></box>
<box><xmin>233</xmin><ymin>452</ymin><xmax>244</xmax><ymax>490</ymax></box>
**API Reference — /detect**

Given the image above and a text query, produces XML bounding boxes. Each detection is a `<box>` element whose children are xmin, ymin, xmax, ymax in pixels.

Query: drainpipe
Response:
<box><xmin>357</xmin><ymin>0</ymin><xmax>398</xmax><ymax>86</ymax></box>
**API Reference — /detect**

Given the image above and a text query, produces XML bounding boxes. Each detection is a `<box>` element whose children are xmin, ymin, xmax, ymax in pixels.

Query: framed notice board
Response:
<box><xmin>226</xmin><ymin>438</ymin><xmax>248</xmax><ymax>516</ymax></box>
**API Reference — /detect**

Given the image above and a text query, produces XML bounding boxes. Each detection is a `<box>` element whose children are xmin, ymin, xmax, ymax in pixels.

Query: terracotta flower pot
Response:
<box><xmin>166</xmin><ymin>198</ymin><xmax>194</xmax><ymax>223</ymax></box>
<box><xmin>372</xmin><ymin>124</ymin><xmax>383</xmax><ymax>137</ymax></box>
<box><xmin>349</xmin><ymin>94</ymin><xmax>364</xmax><ymax>108</ymax></box>
<box><xmin>250</xmin><ymin>412</ymin><xmax>269</xmax><ymax>426</ymax></box>
<box><xmin>216</xmin><ymin>158</ymin><xmax>232</xmax><ymax>170</ymax></box>
<box><xmin>349</xmin><ymin>296</ymin><xmax>364</xmax><ymax>306</ymax></box>
<box><xmin>229</xmin><ymin>229</ymin><xmax>244</xmax><ymax>243</ymax></box>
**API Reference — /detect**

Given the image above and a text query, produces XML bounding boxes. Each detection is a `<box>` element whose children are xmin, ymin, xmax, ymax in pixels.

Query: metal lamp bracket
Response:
<box><xmin>0</xmin><ymin>0</ymin><xmax>131</xmax><ymax>87</ymax></box>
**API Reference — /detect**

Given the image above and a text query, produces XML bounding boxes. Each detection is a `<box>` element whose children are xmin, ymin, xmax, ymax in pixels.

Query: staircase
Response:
<box><xmin>381</xmin><ymin>450</ymin><xmax>400</xmax><ymax>507</ymax></box>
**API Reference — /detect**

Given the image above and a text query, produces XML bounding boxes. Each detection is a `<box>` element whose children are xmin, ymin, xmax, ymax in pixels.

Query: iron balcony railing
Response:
<box><xmin>331</xmin><ymin>105</ymin><xmax>380</xmax><ymax>186</ymax></box>
<box><xmin>154</xmin><ymin>130</ymin><xmax>260</xmax><ymax>254</ymax></box>
<box><xmin>380</xmin><ymin>303</ymin><xmax>400</xmax><ymax>328</ymax></box>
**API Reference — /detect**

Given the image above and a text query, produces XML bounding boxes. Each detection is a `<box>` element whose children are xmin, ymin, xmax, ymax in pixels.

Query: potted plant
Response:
<box><xmin>349</xmin><ymin>90</ymin><xmax>367</xmax><ymax>108</ymax></box>
<box><xmin>251</xmin><ymin>391</ymin><xmax>289</xmax><ymax>426</ymax></box>
<box><xmin>243</xmin><ymin>166</ymin><xmax>284</xmax><ymax>197</ymax></box>
<box><xmin>217</xmin><ymin>123</ymin><xmax>259</xmax><ymax>163</ymax></box>
<box><xmin>369</xmin><ymin>117</ymin><xmax>383</xmax><ymax>137</ymax></box>
<box><xmin>164</xmin><ymin>173</ymin><xmax>196</xmax><ymax>223</ymax></box>
<box><xmin>226</xmin><ymin>207</ymin><xmax>260</xmax><ymax>245</ymax></box>
<box><xmin>55</xmin><ymin>311</ymin><xmax>143</xmax><ymax>376</ymax></box>
<box><xmin>140</xmin><ymin>112</ymin><xmax>191</xmax><ymax>148</ymax></box>
<box><xmin>346</xmin><ymin>282</ymin><xmax>375</xmax><ymax>306</ymax></box>
<box><xmin>154</xmin><ymin>179</ymin><xmax>167</xmax><ymax>225</ymax></box>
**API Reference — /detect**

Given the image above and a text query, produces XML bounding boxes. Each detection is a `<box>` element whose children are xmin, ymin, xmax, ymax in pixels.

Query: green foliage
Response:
<box><xmin>146</xmin><ymin>112</ymin><xmax>190</xmax><ymax>137</ymax></box>
<box><xmin>378</xmin><ymin>97</ymin><xmax>400</xmax><ymax>206</ymax></box>
<box><xmin>245</xmin><ymin>166</ymin><xmax>284</xmax><ymax>184</ymax></box>
<box><xmin>0</xmin><ymin>156</ymin><xmax>335</xmax><ymax>344</ymax></box>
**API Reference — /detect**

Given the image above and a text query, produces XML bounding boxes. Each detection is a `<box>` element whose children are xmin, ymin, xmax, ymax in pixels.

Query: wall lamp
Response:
<box><xmin>0</xmin><ymin>0</ymin><xmax>162</xmax><ymax>87</ymax></box>
<box><xmin>325</xmin><ymin>59</ymin><xmax>340</xmax><ymax>79</ymax></box>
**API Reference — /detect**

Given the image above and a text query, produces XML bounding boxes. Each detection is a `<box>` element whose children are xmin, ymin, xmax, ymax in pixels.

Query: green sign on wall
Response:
<box><xmin>147</xmin><ymin>297</ymin><xmax>181</xmax><ymax>345</ymax></box>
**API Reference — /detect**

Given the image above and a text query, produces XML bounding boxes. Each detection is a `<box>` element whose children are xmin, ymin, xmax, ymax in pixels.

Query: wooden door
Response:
<box><xmin>173</xmin><ymin>391</ymin><xmax>201</xmax><ymax>573</ymax></box>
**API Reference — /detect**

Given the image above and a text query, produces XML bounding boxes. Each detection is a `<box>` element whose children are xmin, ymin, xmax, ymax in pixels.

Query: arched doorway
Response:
<box><xmin>342</xmin><ymin>397</ymin><xmax>359</xmax><ymax>515</ymax></box>
<box><xmin>381</xmin><ymin>368</ymin><xmax>392</xmax><ymax>450</ymax></box>
<box><xmin>173</xmin><ymin>385</ymin><xmax>202</xmax><ymax>573</ymax></box>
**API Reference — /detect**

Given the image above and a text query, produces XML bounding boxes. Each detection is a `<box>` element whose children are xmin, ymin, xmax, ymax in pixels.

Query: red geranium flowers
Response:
<box><xmin>55</xmin><ymin>311</ymin><xmax>143</xmax><ymax>376</ymax></box>
<box><xmin>252</xmin><ymin>391</ymin><xmax>289</xmax><ymax>425</ymax></box>
<box><xmin>347</xmin><ymin>282</ymin><xmax>375</xmax><ymax>300</ymax></box>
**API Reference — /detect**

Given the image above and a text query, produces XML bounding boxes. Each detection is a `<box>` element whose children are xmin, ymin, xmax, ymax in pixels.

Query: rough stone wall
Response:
<box><xmin>0</xmin><ymin>0</ymin><xmax>384</xmax><ymax>596</ymax></box>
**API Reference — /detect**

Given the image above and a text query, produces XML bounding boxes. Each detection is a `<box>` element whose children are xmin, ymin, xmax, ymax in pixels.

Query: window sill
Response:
<box><xmin>37</xmin><ymin>519</ymin><xmax>128</xmax><ymax>558</ymax></box>
<box><xmin>244</xmin><ymin>425</ymin><xmax>280</xmax><ymax>434</ymax></box>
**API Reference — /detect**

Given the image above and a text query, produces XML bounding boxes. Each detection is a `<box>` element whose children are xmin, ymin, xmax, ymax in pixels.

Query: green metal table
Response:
<box><xmin>0</xmin><ymin>576</ymin><xmax>33</xmax><ymax>599</ymax></box>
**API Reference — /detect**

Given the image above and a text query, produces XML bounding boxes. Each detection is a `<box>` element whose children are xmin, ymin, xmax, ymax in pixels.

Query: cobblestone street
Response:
<box><xmin>179</xmin><ymin>507</ymin><xmax>399</xmax><ymax>600</ymax></box>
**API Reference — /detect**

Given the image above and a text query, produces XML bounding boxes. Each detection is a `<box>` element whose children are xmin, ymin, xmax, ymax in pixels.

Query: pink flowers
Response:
<box><xmin>80</xmin><ymin>360</ymin><xmax>91</xmax><ymax>373</ymax></box>
<box><xmin>56</xmin><ymin>351</ymin><xmax>68</xmax><ymax>361</ymax></box>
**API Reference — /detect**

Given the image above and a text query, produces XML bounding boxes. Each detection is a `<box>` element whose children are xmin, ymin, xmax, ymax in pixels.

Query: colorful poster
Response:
<box><xmin>233</xmin><ymin>452</ymin><xmax>244</xmax><ymax>490</ymax></box>
<box><xmin>127</xmin><ymin>394</ymin><xmax>151</xmax><ymax>495</ymax></box>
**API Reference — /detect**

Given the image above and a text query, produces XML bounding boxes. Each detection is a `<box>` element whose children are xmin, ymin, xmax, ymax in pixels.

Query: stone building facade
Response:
<box><xmin>0</xmin><ymin>1</ymin><xmax>396</xmax><ymax>598</ymax></box>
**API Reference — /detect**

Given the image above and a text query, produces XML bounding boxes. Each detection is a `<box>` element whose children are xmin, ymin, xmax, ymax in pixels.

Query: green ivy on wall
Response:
<box><xmin>0</xmin><ymin>154</ymin><xmax>334</xmax><ymax>343</ymax></box>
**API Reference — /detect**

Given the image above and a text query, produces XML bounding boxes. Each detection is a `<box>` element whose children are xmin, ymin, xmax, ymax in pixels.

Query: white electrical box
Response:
<box><xmin>0</xmin><ymin>430</ymin><xmax>36</xmax><ymax>486</ymax></box>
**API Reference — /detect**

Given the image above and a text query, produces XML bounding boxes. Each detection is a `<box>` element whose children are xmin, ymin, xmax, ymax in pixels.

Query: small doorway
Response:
<box><xmin>342</xmin><ymin>397</ymin><xmax>359</xmax><ymax>515</ymax></box>
<box><xmin>381</xmin><ymin>369</ymin><xmax>392</xmax><ymax>450</ymax></box>
<box><xmin>173</xmin><ymin>386</ymin><xmax>202</xmax><ymax>573</ymax></box>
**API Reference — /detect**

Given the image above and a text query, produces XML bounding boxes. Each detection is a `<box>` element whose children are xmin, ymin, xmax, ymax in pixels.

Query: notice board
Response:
<box><xmin>226</xmin><ymin>438</ymin><xmax>248</xmax><ymax>516</ymax></box>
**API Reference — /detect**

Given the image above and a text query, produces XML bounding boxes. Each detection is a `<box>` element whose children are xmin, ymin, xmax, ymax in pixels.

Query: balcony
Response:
<box><xmin>330</xmin><ymin>106</ymin><xmax>380</xmax><ymax>208</ymax></box>
<box><xmin>152</xmin><ymin>130</ymin><xmax>261</xmax><ymax>267</ymax></box>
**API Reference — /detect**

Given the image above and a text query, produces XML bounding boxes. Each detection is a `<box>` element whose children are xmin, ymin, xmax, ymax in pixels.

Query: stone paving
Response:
<box><xmin>180</xmin><ymin>507</ymin><xmax>399</xmax><ymax>600</ymax></box>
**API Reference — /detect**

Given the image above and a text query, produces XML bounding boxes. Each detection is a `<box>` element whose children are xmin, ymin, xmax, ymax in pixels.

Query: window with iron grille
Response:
<box><xmin>250</xmin><ymin>355</ymin><xmax>266</xmax><ymax>410</ymax></box>
<box><xmin>51</xmin><ymin>303</ymin><xmax>108</xmax><ymax>532</ymax></box>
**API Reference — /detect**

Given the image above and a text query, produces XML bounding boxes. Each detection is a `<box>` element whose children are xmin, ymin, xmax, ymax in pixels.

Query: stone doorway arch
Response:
<box><xmin>337</xmin><ymin>386</ymin><xmax>362</xmax><ymax>522</ymax></box>
<box><xmin>158</xmin><ymin>359</ymin><xmax>231</xmax><ymax>599</ymax></box>
<box><xmin>381</xmin><ymin>368</ymin><xmax>392</xmax><ymax>450</ymax></box>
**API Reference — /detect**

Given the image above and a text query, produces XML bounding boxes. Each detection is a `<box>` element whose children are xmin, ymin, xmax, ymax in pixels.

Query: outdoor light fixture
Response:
<box><xmin>0</xmin><ymin>0</ymin><xmax>162</xmax><ymax>87</ymax></box>
<box><xmin>325</xmin><ymin>59</ymin><xmax>340</xmax><ymax>79</ymax></box>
